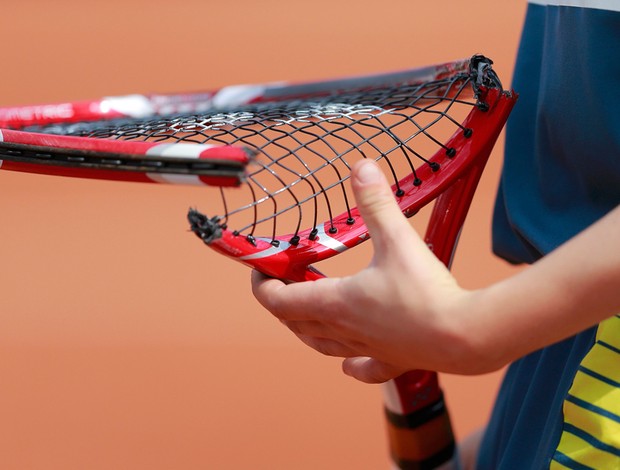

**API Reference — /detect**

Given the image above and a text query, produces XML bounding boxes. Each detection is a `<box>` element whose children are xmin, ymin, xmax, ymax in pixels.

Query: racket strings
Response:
<box><xmin>30</xmin><ymin>73</ymin><xmax>477</xmax><ymax>244</ymax></box>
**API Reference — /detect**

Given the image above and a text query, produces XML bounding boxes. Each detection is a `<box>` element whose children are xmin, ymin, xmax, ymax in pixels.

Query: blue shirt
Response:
<box><xmin>493</xmin><ymin>2</ymin><xmax>620</xmax><ymax>265</ymax></box>
<box><xmin>479</xmin><ymin>2</ymin><xmax>620</xmax><ymax>468</ymax></box>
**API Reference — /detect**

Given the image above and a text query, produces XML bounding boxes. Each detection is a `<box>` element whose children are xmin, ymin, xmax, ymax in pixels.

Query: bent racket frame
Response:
<box><xmin>1</xmin><ymin>55</ymin><xmax>516</xmax><ymax>470</ymax></box>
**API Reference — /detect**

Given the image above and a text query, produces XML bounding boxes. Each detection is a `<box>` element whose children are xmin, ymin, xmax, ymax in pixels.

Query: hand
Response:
<box><xmin>251</xmin><ymin>159</ymin><xmax>485</xmax><ymax>383</ymax></box>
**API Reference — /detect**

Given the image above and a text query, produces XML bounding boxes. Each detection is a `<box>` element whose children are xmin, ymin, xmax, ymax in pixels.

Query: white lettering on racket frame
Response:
<box><xmin>239</xmin><ymin>239</ymin><xmax>292</xmax><ymax>261</ymax></box>
<box><xmin>238</xmin><ymin>226</ymin><xmax>348</xmax><ymax>262</ymax></box>
<box><xmin>529</xmin><ymin>0</ymin><xmax>620</xmax><ymax>12</ymax></box>
<box><xmin>314</xmin><ymin>225</ymin><xmax>348</xmax><ymax>253</ymax></box>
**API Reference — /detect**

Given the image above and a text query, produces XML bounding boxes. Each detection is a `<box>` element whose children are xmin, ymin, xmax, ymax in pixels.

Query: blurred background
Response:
<box><xmin>0</xmin><ymin>1</ymin><xmax>526</xmax><ymax>468</ymax></box>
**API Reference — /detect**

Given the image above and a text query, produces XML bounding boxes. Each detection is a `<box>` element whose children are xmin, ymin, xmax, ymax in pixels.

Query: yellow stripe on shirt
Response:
<box><xmin>552</xmin><ymin>315</ymin><xmax>620</xmax><ymax>468</ymax></box>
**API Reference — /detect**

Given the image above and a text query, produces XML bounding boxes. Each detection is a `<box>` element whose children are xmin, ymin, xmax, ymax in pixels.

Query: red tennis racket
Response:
<box><xmin>1</xmin><ymin>55</ymin><xmax>516</xmax><ymax>469</ymax></box>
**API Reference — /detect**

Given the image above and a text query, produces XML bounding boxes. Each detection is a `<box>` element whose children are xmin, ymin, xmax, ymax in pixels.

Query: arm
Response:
<box><xmin>469</xmin><ymin>202</ymin><xmax>620</xmax><ymax>372</ymax></box>
<box><xmin>252</xmin><ymin>158</ymin><xmax>620</xmax><ymax>382</ymax></box>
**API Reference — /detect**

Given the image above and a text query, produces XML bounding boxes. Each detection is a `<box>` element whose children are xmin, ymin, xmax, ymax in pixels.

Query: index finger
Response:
<box><xmin>251</xmin><ymin>269</ymin><xmax>345</xmax><ymax>322</ymax></box>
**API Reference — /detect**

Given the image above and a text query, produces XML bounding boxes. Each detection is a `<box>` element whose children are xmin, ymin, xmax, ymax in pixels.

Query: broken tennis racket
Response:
<box><xmin>0</xmin><ymin>55</ymin><xmax>516</xmax><ymax>469</ymax></box>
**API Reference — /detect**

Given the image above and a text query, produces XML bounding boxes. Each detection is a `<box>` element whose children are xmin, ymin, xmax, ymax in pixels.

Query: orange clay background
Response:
<box><xmin>0</xmin><ymin>2</ymin><xmax>527</xmax><ymax>469</ymax></box>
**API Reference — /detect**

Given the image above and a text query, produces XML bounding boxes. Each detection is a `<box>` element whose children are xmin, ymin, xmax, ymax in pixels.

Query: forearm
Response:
<box><xmin>467</xmin><ymin>205</ymin><xmax>620</xmax><ymax>371</ymax></box>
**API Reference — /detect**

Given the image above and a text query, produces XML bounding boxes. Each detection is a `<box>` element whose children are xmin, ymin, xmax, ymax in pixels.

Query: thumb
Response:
<box><xmin>342</xmin><ymin>357</ymin><xmax>407</xmax><ymax>384</ymax></box>
<box><xmin>351</xmin><ymin>159</ymin><xmax>423</xmax><ymax>257</ymax></box>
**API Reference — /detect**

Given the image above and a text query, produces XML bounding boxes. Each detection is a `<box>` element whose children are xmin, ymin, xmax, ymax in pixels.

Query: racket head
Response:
<box><xmin>1</xmin><ymin>55</ymin><xmax>515</xmax><ymax>282</ymax></box>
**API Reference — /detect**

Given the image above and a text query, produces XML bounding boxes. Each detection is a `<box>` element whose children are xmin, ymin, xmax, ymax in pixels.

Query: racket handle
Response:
<box><xmin>383</xmin><ymin>371</ymin><xmax>456</xmax><ymax>469</ymax></box>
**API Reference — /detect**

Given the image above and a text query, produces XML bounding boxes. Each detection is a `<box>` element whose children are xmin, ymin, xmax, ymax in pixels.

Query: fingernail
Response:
<box><xmin>355</xmin><ymin>160</ymin><xmax>382</xmax><ymax>184</ymax></box>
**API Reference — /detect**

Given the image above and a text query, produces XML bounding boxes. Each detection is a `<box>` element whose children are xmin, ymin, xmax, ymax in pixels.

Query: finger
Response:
<box><xmin>351</xmin><ymin>159</ymin><xmax>426</xmax><ymax>258</ymax></box>
<box><xmin>251</xmin><ymin>269</ymin><xmax>345</xmax><ymax>322</ymax></box>
<box><xmin>283</xmin><ymin>319</ymin><xmax>333</xmax><ymax>337</ymax></box>
<box><xmin>251</xmin><ymin>269</ymin><xmax>287</xmax><ymax>311</ymax></box>
<box><xmin>296</xmin><ymin>335</ymin><xmax>361</xmax><ymax>358</ymax></box>
<box><xmin>283</xmin><ymin>319</ymin><xmax>368</xmax><ymax>348</ymax></box>
<box><xmin>342</xmin><ymin>356</ymin><xmax>408</xmax><ymax>384</ymax></box>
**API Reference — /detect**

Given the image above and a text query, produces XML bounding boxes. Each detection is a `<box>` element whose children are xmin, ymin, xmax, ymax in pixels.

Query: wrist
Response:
<box><xmin>436</xmin><ymin>287</ymin><xmax>511</xmax><ymax>375</ymax></box>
